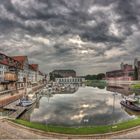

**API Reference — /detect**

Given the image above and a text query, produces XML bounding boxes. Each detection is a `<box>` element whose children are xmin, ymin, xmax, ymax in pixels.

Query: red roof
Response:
<box><xmin>29</xmin><ymin>64</ymin><xmax>36</xmax><ymax>71</ymax></box>
<box><xmin>0</xmin><ymin>59</ymin><xmax>9</xmax><ymax>66</ymax></box>
<box><xmin>30</xmin><ymin>64</ymin><xmax>38</xmax><ymax>71</ymax></box>
<box><xmin>12</xmin><ymin>56</ymin><xmax>27</xmax><ymax>64</ymax></box>
<box><xmin>0</xmin><ymin>53</ymin><xmax>22</xmax><ymax>68</ymax></box>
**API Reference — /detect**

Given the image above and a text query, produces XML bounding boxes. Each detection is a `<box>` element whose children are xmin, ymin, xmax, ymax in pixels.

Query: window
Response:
<box><xmin>0</xmin><ymin>71</ymin><xmax>3</xmax><ymax>75</ymax></box>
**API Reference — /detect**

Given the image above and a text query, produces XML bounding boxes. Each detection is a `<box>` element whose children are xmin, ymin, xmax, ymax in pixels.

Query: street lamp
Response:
<box><xmin>110</xmin><ymin>91</ymin><xmax>118</xmax><ymax>132</ymax></box>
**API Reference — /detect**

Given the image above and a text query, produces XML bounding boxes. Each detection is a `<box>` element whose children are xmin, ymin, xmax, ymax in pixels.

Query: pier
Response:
<box><xmin>3</xmin><ymin>100</ymin><xmax>27</xmax><ymax>119</ymax></box>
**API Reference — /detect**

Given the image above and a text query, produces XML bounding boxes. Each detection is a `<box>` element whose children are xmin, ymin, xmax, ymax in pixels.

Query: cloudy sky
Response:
<box><xmin>0</xmin><ymin>0</ymin><xmax>140</xmax><ymax>75</ymax></box>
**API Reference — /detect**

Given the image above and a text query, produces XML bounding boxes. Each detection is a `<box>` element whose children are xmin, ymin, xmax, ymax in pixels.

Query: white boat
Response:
<box><xmin>16</xmin><ymin>98</ymin><xmax>36</xmax><ymax>107</ymax></box>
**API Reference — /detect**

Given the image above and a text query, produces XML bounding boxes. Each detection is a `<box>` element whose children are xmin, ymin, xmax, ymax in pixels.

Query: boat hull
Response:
<box><xmin>120</xmin><ymin>101</ymin><xmax>140</xmax><ymax>111</ymax></box>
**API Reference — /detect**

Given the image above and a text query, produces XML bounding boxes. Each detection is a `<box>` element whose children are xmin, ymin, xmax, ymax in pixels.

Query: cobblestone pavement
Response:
<box><xmin>0</xmin><ymin>119</ymin><xmax>140</xmax><ymax>139</ymax></box>
<box><xmin>112</xmin><ymin>128</ymin><xmax>140</xmax><ymax>139</ymax></box>
<box><xmin>0</xmin><ymin>119</ymin><xmax>48</xmax><ymax>139</ymax></box>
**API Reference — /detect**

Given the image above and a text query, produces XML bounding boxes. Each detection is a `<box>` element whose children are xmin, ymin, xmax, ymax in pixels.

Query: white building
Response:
<box><xmin>28</xmin><ymin>65</ymin><xmax>36</xmax><ymax>84</ymax></box>
<box><xmin>37</xmin><ymin>71</ymin><xmax>45</xmax><ymax>83</ymax></box>
<box><xmin>18</xmin><ymin>69</ymin><xmax>24</xmax><ymax>83</ymax></box>
<box><xmin>12</xmin><ymin>56</ymin><xmax>29</xmax><ymax>87</ymax></box>
<box><xmin>55</xmin><ymin>77</ymin><xmax>85</xmax><ymax>86</ymax></box>
<box><xmin>0</xmin><ymin>64</ymin><xmax>8</xmax><ymax>82</ymax></box>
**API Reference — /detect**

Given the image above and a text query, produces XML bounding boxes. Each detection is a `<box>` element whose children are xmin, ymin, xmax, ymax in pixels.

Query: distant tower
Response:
<box><xmin>120</xmin><ymin>62</ymin><xmax>124</xmax><ymax>70</ymax></box>
<box><xmin>134</xmin><ymin>58</ymin><xmax>138</xmax><ymax>68</ymax></box>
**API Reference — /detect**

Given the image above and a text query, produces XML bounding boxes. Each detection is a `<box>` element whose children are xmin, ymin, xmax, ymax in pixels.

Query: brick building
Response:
<box><xmin>106</xmin><ymin>63</ymin><xmax>134</xmax><ymax>81</ymax></box>
<box><xmin>52</xmin><ymin>69</ymin><xmax>76</xmax><ymax>78</ymax></box>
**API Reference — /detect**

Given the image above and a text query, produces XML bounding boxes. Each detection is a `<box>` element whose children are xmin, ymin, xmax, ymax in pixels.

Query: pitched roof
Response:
<box><xmin>39</xmin><ymin>71</ymin><xmax>44</xmax><ymax>76</ymax></box>
<box><xmin>0</xmin><ymin>53</ymin><xmax>22</xmax><ymax>69</ymax></box>
<box><xmin>30</xmin><ymin>64</ymin><xmax>38</xmax><ymax>71</ymax></box>
<box><xmin>29</xmin><ymin>64</ymin><xmax>35</xmax><ymax>71</ymax></box>
<box><xmin>12</xmin><ymin>56</ymin><xmax>27</xmax><ymax>64</ymax></box>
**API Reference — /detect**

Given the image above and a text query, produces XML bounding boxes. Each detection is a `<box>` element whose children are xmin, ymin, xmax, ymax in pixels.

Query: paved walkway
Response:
<box><xmin>0</xmin><ymin>119</ymin><xmax>140</xmax><ymax>139</ymax></box>
<box><xmin>112</xmin><ymin>128</ymin><xmax>140</xmax><ymax>139</ymax></box>
<box><xmin>0</xmin><ymin>119</ymin><xmax>48</xmax><ymax>139</ymax></box>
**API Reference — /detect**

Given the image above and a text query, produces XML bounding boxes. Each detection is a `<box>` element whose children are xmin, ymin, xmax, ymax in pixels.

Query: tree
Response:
<box><xmin>49</xmin><ymin>72</ymin><xmax>63</xmax><ymax>81</ymax></box>
<box><xmin>85</xmin><ymin>75</ymin><xmax>97</xmax><ymax>80</ymax></box>
<box><xmin>97</xmin><ymin>73</ymin><xmax>105</xmax><ymax>80</ymax></box>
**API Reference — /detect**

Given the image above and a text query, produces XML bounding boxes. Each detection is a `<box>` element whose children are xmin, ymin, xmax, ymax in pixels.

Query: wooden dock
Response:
<box><xmin>9</xmin><ymin>107</ymin><xmax>26</xmax><ymax>119</ymax></box>
<box><xmin>2</xmin><ymin>86</ymin><xmax>44</xmax><ymax>119</ymax></box>
<box><xmin>3</xmin><ymin>100</ymin><xmax>27</xmax><ymax>119</ymax></box>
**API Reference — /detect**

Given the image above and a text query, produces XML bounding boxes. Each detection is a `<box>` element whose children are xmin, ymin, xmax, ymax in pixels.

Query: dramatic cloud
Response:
<box><xmin>0</xmin><ymin>0</ymin><xmax>140</xmax><ymax>75</ymax></box>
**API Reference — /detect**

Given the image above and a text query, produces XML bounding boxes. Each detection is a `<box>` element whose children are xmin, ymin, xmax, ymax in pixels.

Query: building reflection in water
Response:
<box><xmin>122</xmin><ymin>106</ymin><xmax>140</xmax><ymax>117</ymax></box>
<box><xmin>106</xmin><ymin>83</ymin><xmax>133</xmax><ymax>96</ymax></box>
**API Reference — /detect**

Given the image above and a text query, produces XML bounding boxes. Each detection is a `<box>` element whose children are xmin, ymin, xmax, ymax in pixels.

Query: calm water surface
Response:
<box><xmin>21</xmin><ymin>86</ymin><xmax>139</xmax><ymax>126</ymax></box>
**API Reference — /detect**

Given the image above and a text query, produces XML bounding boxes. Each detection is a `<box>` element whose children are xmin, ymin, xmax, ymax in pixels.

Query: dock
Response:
<box><xmin>3</xmin><ymin>100</ymin><xmax>27</xmax><ymax>119</ymax></box>
<box><xmin>1</xmin><ymin>85</ymin><xmax>45</xmax><ymax>119</ymax></box>
<box><xmin>9</xmin><ymin>107</ymin><xmax>26</xmax><ymax>119</ymax></box>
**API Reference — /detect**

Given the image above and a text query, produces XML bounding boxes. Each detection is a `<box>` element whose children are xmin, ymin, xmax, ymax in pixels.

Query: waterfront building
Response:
<box><xmin>30</xmin><ymin>64</ymin><xmax>45</xmax><ymax>85</ymax></box>
<box><xmin>12</xmin><ymin>56</ymin><xmax>29</xmax><ymax>87</ymax></box>
<box><xmin>30</xmin><ymin>64</ymin><xmax>38</xmax><ymax>83</ymax></box>
<box><xmin>55</xmin><ymin>77</ymin><xmax>85</xmax><ymax>86</ymax></box>
<box><xmin>45</xmin><ymin>73</ymin><xmax>50</xmax><ymax>83</ymax></box>
<box><xmin>38</xmin><ymin>71</ymin><xmax>45</xmax><ymax>84</ymax></box>
<box><xmin>0</xmin><ymin>53</ymin><xmax>22</xmax><ymax>91</ymax></box>
<box><xmin>52</xmin><ymin>69</ymin><xmax>76</xmax><ymax>78</ymax></box>
<box><xmin>106</xmin><ymin>63</ymin><xmax>134</xmax><ymax>81</ymax></box>
<box><xmin>12</xmin><ymin>57</ymin><xmax>45</xmax><ymax>87</ymax></box>
<box><xmin>28</xmin><ymin>64</ymin><xmax>36</xmax><ymax>85</ymax></box>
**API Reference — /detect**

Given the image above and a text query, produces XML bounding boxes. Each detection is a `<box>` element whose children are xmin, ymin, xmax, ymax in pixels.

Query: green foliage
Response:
<box><xmin>131</xmin><ymin>83</ymin><xmax>140</xmax><ymax>95</ymax></box>
<box><xmin>86</xmin><ymin>80</ymin><xmax>106</xmax><ymax>89</ymax></box>
<box><xmin>49</xmin><ymin>72</ymin><xmax>63</xmax><ymax>81</ymax></box>
<box><xmin>85</xmin><ymin>73</ymin><xmax>105</xmax><ymax>80</ymax></box>
<box><xmin>131</xmin><ymin>83</ymin><xmax>140</xmax><ymax>89</ymax></box>
<box><xmin>12</xmin><ymin>117</ymin><xmax>140</xmax><ymax>135</ymax></box>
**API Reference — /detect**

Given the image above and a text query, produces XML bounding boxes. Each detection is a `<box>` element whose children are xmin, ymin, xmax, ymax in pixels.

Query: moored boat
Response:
<box><xmin>16</xmin><ymin>97</ymin><xmax>36</xmax><ymax>107</ymax></box>
<box><xmin>120</xmin><ymin>98</ymin><xmax>140</xmax><ymax>111</ymax></box>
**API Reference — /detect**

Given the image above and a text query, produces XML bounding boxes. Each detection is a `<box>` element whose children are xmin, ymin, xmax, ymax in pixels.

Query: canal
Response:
<box><xmin>20</xmin><ymin>85</ymin><xmax>140</xmax><ymax>127</ymax></box>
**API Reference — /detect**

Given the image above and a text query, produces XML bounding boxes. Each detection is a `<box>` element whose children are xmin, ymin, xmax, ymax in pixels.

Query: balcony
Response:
<box><xmin>4</xmin><ymin>72</ymin><xmax>17</xmax><ymax>82</ymax></box>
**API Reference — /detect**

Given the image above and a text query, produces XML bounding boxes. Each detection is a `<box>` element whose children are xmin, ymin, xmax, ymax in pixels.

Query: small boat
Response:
<box><xmin>120</xmin><ymin>98</ymin><xmax>140</xmax><ymax>111</ymax></box>
<box><xmin>16</xmin><ymin>98</ymin><xmax>36</xmax><ymax>107</ymax></box>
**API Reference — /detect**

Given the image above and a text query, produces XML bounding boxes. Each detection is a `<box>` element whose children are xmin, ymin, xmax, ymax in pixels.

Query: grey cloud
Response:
<box><xmin>0</xmin><ymin>0</ymin><xmax>140</xmax><ymax>75</ymax></box>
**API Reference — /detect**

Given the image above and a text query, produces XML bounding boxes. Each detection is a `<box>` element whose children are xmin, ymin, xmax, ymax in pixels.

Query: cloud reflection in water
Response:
<box><xmin>23</xmin><ymin>87</ymin><xmax>135</xmax><ymax>126</ymax></box>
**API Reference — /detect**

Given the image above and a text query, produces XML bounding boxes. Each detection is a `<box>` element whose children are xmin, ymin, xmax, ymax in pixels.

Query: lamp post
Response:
<box><xmin>111</xmin><ymin>90</ymin><xmax>118</xmax><ymax>132</ymax></box>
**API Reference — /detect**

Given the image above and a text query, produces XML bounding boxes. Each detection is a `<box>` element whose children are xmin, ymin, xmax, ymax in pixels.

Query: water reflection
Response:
<box><xmin>106</xmin><ymin>83</ymin><xmax>133</xmax><ymax>96</ymax></box>
<box><xmin>20</xmin><ymin>87</ymin><xmax>136</xmax><ymax>126</ymax></box>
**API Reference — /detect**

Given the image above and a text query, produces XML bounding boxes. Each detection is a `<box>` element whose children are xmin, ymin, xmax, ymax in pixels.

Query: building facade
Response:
<box><xmin>12</xmin><ymin>56</ymin><xmax>29</xmax><ymax>87</ymax></box>
<box><xmin>106</xmin><ymin>63</ymin><xmax>134</xmax><ymax>81</ymax></box>
<box><xmin>52</xmin><ymin>70</ymin><xmax>76</xmax><ymax>78</ymax></box>
<box><xmin>55</xmin><ymin>77</ymin><xmax>85</xmax><ymax>86</ymax></box>
<box><xmin>0</xmin><ymin>53</ymin><xmax>22</xmax><ymax>91</ymax></box>
<box><xmin>28</xmin><ymin>64</ymin><xmax>36</xmax><ymax>84</ymax></box>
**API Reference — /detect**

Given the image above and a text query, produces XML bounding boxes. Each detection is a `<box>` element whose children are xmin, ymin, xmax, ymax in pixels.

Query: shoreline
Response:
<box><xmin>6</xmin><ymin>117</ymin><xmax>140</xmax><ymax>139</ymax></box>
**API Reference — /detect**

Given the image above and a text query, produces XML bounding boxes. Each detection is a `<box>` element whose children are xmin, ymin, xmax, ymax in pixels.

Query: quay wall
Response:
<box><xmin>0</xmin><ymin>93</ymin><xmax>23</xmax><ymax>107</ymax></box>
<box><xmin>106</xmin><ymin>80</ymin><xmax>140</xmax><ymax>85</ymax></box>
<box><xmin>0</xmin><ymin>84</ymin><xmax>45</xmax><ymax>108</ymax></box>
